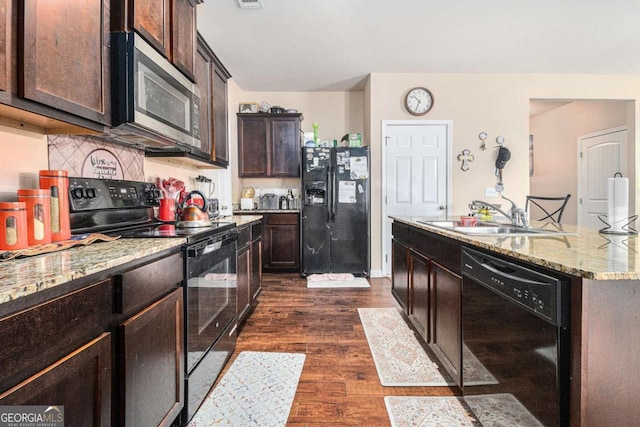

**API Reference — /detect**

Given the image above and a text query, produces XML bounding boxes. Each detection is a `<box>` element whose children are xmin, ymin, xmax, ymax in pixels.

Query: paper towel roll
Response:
<box><xmin>607</xmin><ymin>176</ymin><xmax>629</xmax><ymax>232</ymax></box>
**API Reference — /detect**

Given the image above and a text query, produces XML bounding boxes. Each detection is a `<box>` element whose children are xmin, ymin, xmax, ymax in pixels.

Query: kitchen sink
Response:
<box><xmin>417</xmin><ymin>220</ymin><xmax>575</xmax><ymax>236</ymax></box>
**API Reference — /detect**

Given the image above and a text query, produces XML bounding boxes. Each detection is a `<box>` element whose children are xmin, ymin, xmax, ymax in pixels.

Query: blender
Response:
<box><xmin>194</xmin><ymin>175</ymin><xmax>218</xmax><ymax>218</ymax></box>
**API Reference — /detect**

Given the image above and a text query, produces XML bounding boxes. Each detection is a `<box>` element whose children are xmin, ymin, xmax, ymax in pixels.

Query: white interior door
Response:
<box><xmin>579</xmin><ymin>128</ymin><xmax>627</xmax><ymax>227</ymax></box>
<box><xmin>382</xmin><ymin>120</ymin><xmax>450</xmax><ymax>275</ymax></box>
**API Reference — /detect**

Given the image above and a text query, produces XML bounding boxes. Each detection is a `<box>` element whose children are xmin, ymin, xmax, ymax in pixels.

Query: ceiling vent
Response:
<box><xmin>237</xmin><ymin>0</ymin><xmax>264</xmax><ymax>9</ymax></box>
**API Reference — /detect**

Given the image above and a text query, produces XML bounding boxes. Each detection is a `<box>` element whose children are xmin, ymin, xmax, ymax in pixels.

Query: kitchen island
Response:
<box><xmin>391</xmin><ymin>216</ymin><xmax>640</xmax><ymax>426</ymax></box>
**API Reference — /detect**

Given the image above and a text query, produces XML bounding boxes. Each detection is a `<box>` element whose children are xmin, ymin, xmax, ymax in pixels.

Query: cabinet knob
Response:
<box><xmin>439</xmin><ymin>205</ymin><xmax>446</xmax><ymax>210</ymax></box>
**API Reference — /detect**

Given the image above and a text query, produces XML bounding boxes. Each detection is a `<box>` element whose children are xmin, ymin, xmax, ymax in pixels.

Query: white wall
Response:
<box><xmin>0</xmin><ymin>127</ymin><xmax>49</xmax><ymax>201</ymax></box>
<box><xmin>530</xmin><ymin>100</ymin><xmax>629</xmax><ymax>224</ymax></box>
<box><xmin>367</xmin><ymin>73</ymin><xmax>640</xmax><ymax>274</ymax></box>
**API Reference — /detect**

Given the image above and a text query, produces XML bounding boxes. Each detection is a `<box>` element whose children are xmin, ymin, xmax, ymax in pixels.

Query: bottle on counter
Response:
<box><xmin>286</xmin><ymin>189</ymin><xmax>295</xmax><ymax>209</ymax></box>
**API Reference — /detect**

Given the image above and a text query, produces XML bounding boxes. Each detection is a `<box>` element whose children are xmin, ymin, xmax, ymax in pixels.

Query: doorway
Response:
<box><xmin>381</xmin><ymin>120</ymin><xmax>451</xmax><ymax>276</ymax></box>
<box><xmin>578</xmin><ymin>127</ymin><xmax>628</xmax><ymax>227</ymax></box>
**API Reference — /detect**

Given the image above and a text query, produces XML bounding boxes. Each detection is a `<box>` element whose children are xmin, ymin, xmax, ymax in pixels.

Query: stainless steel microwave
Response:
<box><xmin>107</xmin><ymin>32</ymin><xmax>201</xmax><ymax>149</ymax></box>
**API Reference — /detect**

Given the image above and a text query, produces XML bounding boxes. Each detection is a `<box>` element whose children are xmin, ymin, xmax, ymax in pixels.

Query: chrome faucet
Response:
<box><xmin>471</xmin><ymin>195</ymin><xmax>529</xmax><ymax>228</ymax></box>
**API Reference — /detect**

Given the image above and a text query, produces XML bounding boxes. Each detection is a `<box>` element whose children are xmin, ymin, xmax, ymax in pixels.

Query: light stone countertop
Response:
<box><xmin>0</xmin><ymin>216</ymin><xmax>263</xmax><ymax>309</ymax></box>
<box><xmin>392</xmin><ymin>216</ymin><xmax>639</xmax><ymax>280</ymax></box>
<box><xmin>0</xmin><ymin>238</ymin><xmax>185</xmax><ymax>307</ymax></box>
<box><xmin>219</xmin><ymin>214</ymin><xmax>263</xmax><ymax>227</ymax></box>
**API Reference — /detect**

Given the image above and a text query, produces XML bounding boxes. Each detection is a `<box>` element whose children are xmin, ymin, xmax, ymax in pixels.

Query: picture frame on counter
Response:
<box><xmin>239</xmin><ymin>102</ymin><xmax>258</xmax><ymax>113</ymax></box>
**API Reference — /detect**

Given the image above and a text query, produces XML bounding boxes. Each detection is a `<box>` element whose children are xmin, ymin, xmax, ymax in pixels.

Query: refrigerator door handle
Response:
<box><xmin>330</xmin><ymin>166</ymin><xmax>337</xmax><ymax>222</ymax></box>
<box><xmin>326</xmin><ymin>166</ymin><xmax>333</xmax><ymax>223</ymax></box>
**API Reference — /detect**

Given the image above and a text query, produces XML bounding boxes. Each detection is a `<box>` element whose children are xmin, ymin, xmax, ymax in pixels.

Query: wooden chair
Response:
<box><xmin>525</xmin><ymin>194</ymin><xmax>571</xmax><ymax>224</ymax></box>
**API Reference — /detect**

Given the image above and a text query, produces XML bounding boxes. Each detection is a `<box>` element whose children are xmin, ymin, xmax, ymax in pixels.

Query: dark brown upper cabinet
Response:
<box><xmin>20</xmin><ymin>0</ymin><xmax>111</xmax><ymax>125</ymax></box>
<box><xmin>113</xmin><ymin>0</ymin><xmax>199</xmax><ymax>82</ymax></box>
<box><xmin>238</xmin><ymin>113</ymin><xmax>302</xmax><ymax>177</ymax></box>
<box><xmin>171</xmin><ymin>0</ymin><xmax>197</xmax><ymax>82</ymax></box>
<box><xmin>0</xmin><ymin>0</ymin><xmax>111</xmax><ymax>133</ymax></box>
<box><xmin>129</xmin><ymin>0</ymin><xmax>171</xmax><ymax>57</ymax></box>
<box><xmin>193</xmin><ymin>33</ymin><xmax>231</xmax><ymax>168</ymax></box>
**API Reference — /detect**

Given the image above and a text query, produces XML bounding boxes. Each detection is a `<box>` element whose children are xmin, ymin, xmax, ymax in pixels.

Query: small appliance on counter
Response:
<box><xmin>240</xmin><ymin>198</ymin><xmax>254</xmax><ymax>210</ymax></box>
<box><xmin>240</xmin><ymin>187</ymin><xmax>256</xmax><ymax>210</ymax></box>
<box><xmin>259</xmin><ymin>193</ymin><xmax>278</xmax><ymax>210</ymax></box>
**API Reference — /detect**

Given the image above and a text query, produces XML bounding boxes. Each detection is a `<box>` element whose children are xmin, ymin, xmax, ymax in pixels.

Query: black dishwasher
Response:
<box><xmin>461</xmin><ymin>247</ymin><xmax>570</xmax><ymax>427</ymax></box>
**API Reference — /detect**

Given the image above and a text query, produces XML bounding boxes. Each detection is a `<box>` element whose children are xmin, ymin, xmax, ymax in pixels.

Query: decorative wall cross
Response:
<box><xmin>457</xmin><ymin>149</ymin><xmax>474</xmax><ymax>171</ymax></box>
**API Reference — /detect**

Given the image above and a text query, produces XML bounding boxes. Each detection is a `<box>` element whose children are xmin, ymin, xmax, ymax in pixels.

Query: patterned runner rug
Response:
<box><xmin>188</xmin><ymin>351</ymin><xmax>306</xmax><ymax>427</ymax></box>
<box><xmin>385</xmin><ymin>396</ymin><xmax>480</xmax><ymax>426</ymax></box>
<box><xmin>307</xmin><ymin>277</ymin><xmax>370</xmax><ymax>288</ymax></box>
<box><xmin>385</xmin><ymin>394</ymin><xmax>543</xmax><ymax>427</ymax></box>
<box><xmin>358</xmin><ymin>307</ymin><xmax>497</xmax><ymax>386</ymax></box>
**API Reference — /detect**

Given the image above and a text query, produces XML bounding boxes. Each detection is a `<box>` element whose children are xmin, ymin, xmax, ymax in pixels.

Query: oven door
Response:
<box><xmin>184</xmin><ymin>230</ymin><xmax>237</xmax><ymax>374</ymax></box>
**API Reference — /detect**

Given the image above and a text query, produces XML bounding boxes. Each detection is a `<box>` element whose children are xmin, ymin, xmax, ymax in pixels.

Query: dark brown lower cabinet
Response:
<box><xmin>237</xmin><ymin>220</ymin><xmax>263</xmax><ymax>327</ymax></box>
<box><xmin>429</xmin><ymin>261</ymin><xmax>462</xmax><ymax>386</ymax></box>
<box><xmin>263</xmin><ymin>213</ymin><xmax>299</xmax><ymax>273</ymax></box>
<box><xmin>250</xmin><ymin>233</ymin><xmax>262</xmax><ymax>298</ymax></box>
<box><xmin>0</xmin><ymin>332</ymin><xmax>112</xmax><ymax>426</ymax></box>
<box><xmin>410</xmin><ymin>250</ymin><xmax>430</xmax><ymax>341</ymax></box>
<box><xmin>237</xmin><ymin>244</ymin><xmax>251</xmax><ymax>323</ymax></box>
<box><xmin>391</xmin><ymin>238</ymin><xmax>410</xmax><ymax>313</ymax></box>
<box><xmin>0</xmin><ymin>251</ymin><xmax>185</xmax><ymax>427</ymax></box>
<box><xmin>390</xmin><ymin>221</ymin><xmax>463</xmax><ymax>387</ymax></box>
<box><xmin>120</xmin><ymin>288</ymin><xmax>184</xmax><ymax>427</ymax></box>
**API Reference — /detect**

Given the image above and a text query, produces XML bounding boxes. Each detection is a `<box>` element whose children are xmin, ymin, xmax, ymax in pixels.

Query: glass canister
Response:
<box><xmin>39</xmin><ymin>170</ymin><xmax>71</xmax><ymax>241</ymax></box>
<box><xmin>17</xmin><ymin>189</ymin><xmax>51</xmax><ymax>246</ymax></box>
<box><xmin>0</xmin><ymin>202</ymin><xmax>28</xmax><ymax>250</ymax></box>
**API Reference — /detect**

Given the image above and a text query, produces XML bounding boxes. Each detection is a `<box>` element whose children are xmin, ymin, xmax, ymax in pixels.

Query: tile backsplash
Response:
<box><xmin>47</xmin><ymin>135</ymin><xmax>145</xmax><ymax>181</ymax></box>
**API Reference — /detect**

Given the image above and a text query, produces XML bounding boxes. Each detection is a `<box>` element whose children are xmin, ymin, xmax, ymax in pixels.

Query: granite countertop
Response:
<box><xmin>0</xmin><ymin>216</ymin><xmax>266</xmax><ymax>308</ymax></box>
<box><xmin>0</xmin><ymin>238</ymin><xmax>186</xmax><ymax>307</ymax></box>
<box><xmin>216</xmin><ymin>214</ymin><xmax>263</xmax><ymax>227</ymax></box>
<box><xmin>392</xmin><ymin>216</ymin><xmax>639</xmax><ymax>280</ymax></box>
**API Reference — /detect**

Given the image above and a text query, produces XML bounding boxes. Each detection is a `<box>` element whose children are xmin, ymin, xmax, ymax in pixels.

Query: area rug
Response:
<box><xmin>385</xmin><ymin>394</ymin><xmax>543</xmax><ymax>427</ymax></box>
<box><xmin>464</xmin><ymin>393</ymin><xmax>544</xmax><ymax>426</ymax></box>
<box><xmin>385</xmin><ymin>396</ymin><xmax>480</xmax><ymax>426</ymax></box>
<box><xmin>307</xmin><ymin>273</ymin><xmax>370</xmax><ymax>288</ymax></box>
<box><xmin>358</xmin><ymin>308</ymin><xmax>497</xmax><ymax>386</ymax></box>
<box><xmin>188</xmin><ymin>351</ymin><xmax>305</xmax><ymax>427</ymax></box>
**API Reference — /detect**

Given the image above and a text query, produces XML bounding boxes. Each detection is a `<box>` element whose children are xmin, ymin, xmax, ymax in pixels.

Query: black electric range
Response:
<box><xmin>69</xmin><ymin>177</ymin><xmax>239</xmax><ymax>425</ymax></box>
<box><xmin>68</xmin><ymin>176</ymin><xmax>234</xmax><ymax>243</ymax></box>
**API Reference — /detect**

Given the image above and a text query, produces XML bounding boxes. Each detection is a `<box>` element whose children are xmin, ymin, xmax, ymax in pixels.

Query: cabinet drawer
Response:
<box><xmin>266</xmin><ymin>213</ymin><xmax>299</xmax><ymax>225</ymax></box>
<box><xmin>115</xmin><ymin>253</ymin><xmax>183</xmax><ymax>316</ymax></box>
<box><xmin>392</xmin><ymin>222</ymin><xmax>410</xmax><ymax>245</ymax></box>
<box><xmin>411</xmin><ymin>229</ymin><xmax>461</xmax><ymax>274</ymax></box>
<box><xmin>0</xmin><ymin>279</ymin><xmax>113</xmax><ymax>393</ymax></box>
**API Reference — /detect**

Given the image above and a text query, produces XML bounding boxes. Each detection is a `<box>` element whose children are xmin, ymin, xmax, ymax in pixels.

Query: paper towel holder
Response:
<box><xmin>598</xmin><ymin>214</ymin><xmax>638</xmax><ymax>235</ymax></box>
<box><xmin>598</xmin><ymin>172</ymin><xmax>637</xmax><ymax>234</ymax></box>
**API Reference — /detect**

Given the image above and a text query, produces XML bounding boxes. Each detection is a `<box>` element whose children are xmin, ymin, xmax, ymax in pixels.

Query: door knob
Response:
<box><xmin>439</xmin><ymin>205</ymin><xmax>446</xmax><ymax>210</ymax></box>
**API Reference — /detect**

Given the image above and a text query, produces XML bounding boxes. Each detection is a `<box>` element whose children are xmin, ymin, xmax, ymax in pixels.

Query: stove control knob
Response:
<box><xmin>146</xmin><ymin>188</ymin><xmax>161</xmax><ymax>202</ymax></box>
<box><xmin>86</xmin><ymin>188</ymin><xmax>97</xmax><ymax>198</ymax></box>
<box><xmin>71</xmin><ymin>187</ymin><xmax>85</xmax><ymax>199</ymax></box>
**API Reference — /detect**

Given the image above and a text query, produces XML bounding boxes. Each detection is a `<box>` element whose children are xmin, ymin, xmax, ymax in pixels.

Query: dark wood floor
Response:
<box><xmin>225</xmin><ymin>273</ymin><xmax>457</xmax><ymax>426</ymax></box>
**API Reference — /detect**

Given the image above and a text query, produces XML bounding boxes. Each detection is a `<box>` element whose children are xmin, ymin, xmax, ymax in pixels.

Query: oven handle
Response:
<box><xmin>186</xmin><ymin>232</ymin><xmax>237</xmax><ymax>258</ymax></box>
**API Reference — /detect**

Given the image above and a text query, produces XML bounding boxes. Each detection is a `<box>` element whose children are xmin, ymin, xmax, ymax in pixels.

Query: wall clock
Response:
<box><xmin>405</xmin><ymin>87</ymin><xmax>434</xmax><ymax>116</ymax></box>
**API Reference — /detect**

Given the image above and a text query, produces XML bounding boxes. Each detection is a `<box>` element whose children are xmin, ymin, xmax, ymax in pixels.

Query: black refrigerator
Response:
<box><xmin>301</xmin><ymin>146</ymin><xmax>370</xmax><ymax>277</ymax></box>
